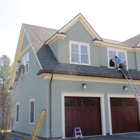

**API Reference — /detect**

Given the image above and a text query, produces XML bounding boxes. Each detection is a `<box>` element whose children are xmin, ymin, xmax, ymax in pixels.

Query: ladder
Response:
<box><xmin>0</xmin><ymin>91</ymin><xmax>13</xmax><ymax>125</ymax></box>
<box><xmin>29</xmin><ymin>109</ymin><xmax>46</xmax><ymax>140</ymax></box>
<box><xmin>121</xmin><ymin>70</ymin><xmax>140</xmax><ymax>103</ymax></box>
<box><xmin>73</xmin><ymin>127</ymin><xmax>83</xmax><ymax>139</ymax></box>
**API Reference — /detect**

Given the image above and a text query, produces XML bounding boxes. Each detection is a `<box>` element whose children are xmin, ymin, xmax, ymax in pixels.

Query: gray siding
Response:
<box><xmin>99</xmin><ymin>47</ymin><xmax>108</xmax><ymax>67</ymax></box>
<box><xmin>127</xmin><ymin>51</ymin><xmax>136</xmax><ymax>69</ymax></box>
<box><xmin>12</xmin><ymin>46</ymin><xmax>50</xmax><ymax>138</ymax></box>
<box><xmin>20</xmin><ymin>34</ymin><xmax>30</xmax><ymax>52</ymax></box>
<box><xmin>136</xmin><ymin>52</ymin><xmax>140</xmax><ymax>71</ymax></box>
<box><xmin>50</xmin><ymin>79</ymin><xmax>139</xmax><ymax>137</ymax></box>
<box><xmin>50</xmin><ymin>40</ymin><xmax>59</xmax><ymax>61</ymax></box>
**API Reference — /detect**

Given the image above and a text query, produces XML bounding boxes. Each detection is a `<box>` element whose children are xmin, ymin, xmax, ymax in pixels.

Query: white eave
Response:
<box><xmin>45</xmin><ymin>33</ymin><xmax>66</xmax><ymax>46</ymax></box>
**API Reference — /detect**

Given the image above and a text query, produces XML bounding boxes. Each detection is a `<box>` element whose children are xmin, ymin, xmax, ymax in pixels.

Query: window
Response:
<box><xmin>29</xmin><ymin>99</ymin><xmax>35</xmax><ymax>124</ymax></box>
<box><xmin>16</xmin><ymin>103</ymin><xmax>19</xmax><ymax>123</ymax></box>
<box><xmin>107</xmin><ymin>49</ymin><xmax>128</xmax><ymax>69</ymax></box>
<box><xmin>70</xmin><ymin>41</ymin><xmax>90</xmax><ymax>65</ymax></box>
<box><xmin>22</xmin><ymin>53</ymin><xmax>29</xmax><ymax>75</ymax></box>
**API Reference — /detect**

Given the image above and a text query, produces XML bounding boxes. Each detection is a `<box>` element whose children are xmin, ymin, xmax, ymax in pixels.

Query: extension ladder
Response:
<box><xmin>121</xmin><ymin>70</ymin><xmax>140</xmax><ymax>103</ymax></box>
<box><xmin>29</xmin><ymin>109</ymin><xmax>46</xmax><ymax>140</ymax></box>
<box><xmin>74</xmin><ymin>127</ymin><xmax>83</xmax><ymax>139</ymax></box>
<box><xmin>0</xmin><ymin>91</ymin><xmax>13</xmax><ymax>123</ymax></box>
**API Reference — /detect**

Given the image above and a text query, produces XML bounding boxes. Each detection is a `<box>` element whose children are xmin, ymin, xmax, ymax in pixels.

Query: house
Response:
<box><xmin>9</xmin><ymin>13</ymin><xmax>140</xmax><ymax>139</ymax></box>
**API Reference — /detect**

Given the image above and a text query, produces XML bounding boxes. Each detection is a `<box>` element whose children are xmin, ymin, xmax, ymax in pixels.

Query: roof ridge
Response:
<box><xmin>22</xmin><ymin>23</ymin><xmax>58</xmax><ymax>31</ymax></box>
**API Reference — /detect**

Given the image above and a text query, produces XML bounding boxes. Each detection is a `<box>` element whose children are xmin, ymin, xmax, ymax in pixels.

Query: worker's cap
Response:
<box><xmin>17</xmin><ymin>60</ymin><xmax>21</xmax><ymax>62</ymax></box>
<box><xmin>114</xmin><ymin>56</ymin><xmax>118</xmax><ymax>58</ymax></box>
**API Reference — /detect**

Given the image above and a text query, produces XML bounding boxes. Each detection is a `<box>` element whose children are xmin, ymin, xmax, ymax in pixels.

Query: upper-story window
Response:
<box><xmin>107</xmin><ymin>48</ymin><xmax>128</xmax><ymax>69</ymax></box>
<box><xmin>29</xmin><ymin>98</ymin><xmax>35</xmax><ymax>124</ymax></box>
<box><xmin>16</xmin><ymin>103</ymin><xmax>20</xmax><ymax>123</ymax></box>
<box><xmin>70</xmin><ymin>41</ymin><xmax>90</xmax><ymax>65</ymax></box>
<box><xmin>22</xmin><ymin>53</ymin><xmax>29</xmax><ymax>75</ymax></box>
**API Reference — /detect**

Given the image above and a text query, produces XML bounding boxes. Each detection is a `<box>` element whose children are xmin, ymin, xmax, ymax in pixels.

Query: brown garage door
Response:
<box><xmin>65</xmin><ymin>97</ymin><xmax>102</xmax><ymax>137</ymax></box>
<box><xmin>111</xmin><ymin>98</ymin><xmax>139</xmax><ymax>133</ymax></box>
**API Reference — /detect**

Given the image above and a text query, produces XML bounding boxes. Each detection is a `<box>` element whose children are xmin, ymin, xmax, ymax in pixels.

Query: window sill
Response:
<box><xmin>70</xmin><ymin>62</ymin><xmax>90</xmax><ymax>66</ymax></box>
<box><xmin>29</xmin><ymin>122</ymin><xmax>35</xmax><ymax>124</ymax></box>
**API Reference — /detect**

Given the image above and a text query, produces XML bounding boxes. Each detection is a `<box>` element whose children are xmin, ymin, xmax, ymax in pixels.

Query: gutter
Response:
<box><xmin>49</xmin><ymin>73</ymin><xmax>53</xmax><ymax>138</ymax></box>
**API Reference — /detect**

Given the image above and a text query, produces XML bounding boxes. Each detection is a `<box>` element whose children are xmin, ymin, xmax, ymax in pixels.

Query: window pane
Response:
<box><xmin>31</xmin><ymin>102</ymin><xmax>34</xmax><ymax>111</ymax></box>
<box><xmin>71</xmin><ymin>54</ymin><xmax>78</xmax><ymax>62</ymax></box>
<box><xmin>118</xmin><ymin>52</ymin><xmax>125</xmax><ymax>61</ymax></box>
<box><xmin>109</xmin><ymin>50</ymin><xmax>116</xmax><ymax>67</ymax></box>
<box><xmin>30</xmin><ymin>101</ymin><xmax>34</xmax><ymax>123</ymax></box>
<box><xmin>71</xmin><ymin>44</ymin><xmax>78</xmax><ymax>53</ymax></box>
<box><xmin>81</xmin><ymin>55</ymin><xmax>88</xmax><ymax>64</ymax></box>
<box><xmin>109</xmin><ymin>50</ymin><xmax>116</xmax><ymax>59</ymax></box>
<box><xmin>16</xmin><ymin>105</ymin><xmax>19</xmax><ymax>122</ymax></box>
<box><xmin>26</xmin><ymin>55</ymin><xmax>29</xmax><ymax>63</ymax></box>
<box><xmin>81</xmin><ymin>45</ymin><xmax>87</xmax><ymax>54</ymax></box>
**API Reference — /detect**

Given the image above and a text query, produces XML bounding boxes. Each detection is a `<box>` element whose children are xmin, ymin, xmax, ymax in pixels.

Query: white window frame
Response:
<box><xmin>107</xmin><ymin>48</ymin><xmax>128</xmax><ymax>70</ymax></box>
<box><xmin>22</xmin><ymin>53</ymin><xmax>29</xmax><ymax>76</ymax></box>
<box><xmin>29</xmin><ymin>98</ymin><xmax>35</xmax><ymax>124</ymax></box>
<box><xmin>15</xmin><ymin>102</ymin><xmax>20</xmax><ymax>123</ymax></box>
<box><xmin>69</xmin><ymin>40</ymin><xmax>90</xmax><ymax>65</ymax></box>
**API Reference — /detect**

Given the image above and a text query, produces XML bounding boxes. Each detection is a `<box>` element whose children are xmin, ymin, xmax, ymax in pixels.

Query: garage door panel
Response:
<box><xmin>116</xmin><ymin>108</ymin><xmax>124</xmax><ymax>133</ymax></box>
<box><xmin>82</xmin><ymin>108</ymin><xmax>92</xmax><ymax>136</ymax></box>
<box><xmin>65</xmin><ymin>108</ymin><xmax>73</xmax><ymax>137</ymax></box>
<box><xmin>65</xmin><ymin>97</ymin><xmax>101</xmax><ymax>137</ymax></box>
<box><xmin>123</xmin><ymin>108</ymin><xmax>131</xmax><ymax>132</ymax></box>
<box><xmin>73</xmin><ymin>108</ymin><xmax>82</xmax><ymax>128</ymax></box>
<box><xmin>111</xmin><ymin>98</ymin><xmax>139</xmax><ymax>134</ymax></box>
<box><xmin>91</xmin><ymin>108</ymin><xmax>102</xmax><ymax>135</ymax></box>
<box><xmin>130</xmin><ymin>108</ymin><xmax>139</xmax><ymax>131</ymax></box>
<box><xmin>111</xmin><ymin>108</ymin><xmax>117</xmax><ymax>133</ymax></box>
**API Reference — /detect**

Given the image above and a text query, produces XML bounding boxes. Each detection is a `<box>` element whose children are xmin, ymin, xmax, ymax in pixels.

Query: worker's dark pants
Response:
<box><xmin>119</xmin><ymin>63</ymin><xmax>129</xmax><ymax>76</ymax></box>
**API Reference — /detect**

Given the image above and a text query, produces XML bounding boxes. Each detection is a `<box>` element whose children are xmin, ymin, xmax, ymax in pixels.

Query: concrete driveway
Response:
<box><xmin>66</xmin><ymin>132</ymin><xmax>140</xmax><ymax>140</ymax></box>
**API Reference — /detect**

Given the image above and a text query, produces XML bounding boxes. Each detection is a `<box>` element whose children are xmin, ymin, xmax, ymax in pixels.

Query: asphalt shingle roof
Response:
<box><xmin>120</xmin><ymin>34</ymin><xmax>140</xmax><ymax>48</ymax></box>
<box><xmin>23</xmin><ymin>24</ymin><xmax>58</xmax><ymax>53</ymax></box>
<box><xmin>36</xmin><ymin>45</ymin><xmax>140</xmax><ymax>80</ymax></box>
<box><xmin>23</xmin><ymin>24</ymin><xmax>140</xmax><ymax>80</ymax></box>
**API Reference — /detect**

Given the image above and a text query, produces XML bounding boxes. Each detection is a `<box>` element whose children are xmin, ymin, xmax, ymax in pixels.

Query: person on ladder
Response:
<box><xmin>114</xmin><ymin>56</ymin><xmax>130</xmax><ymax>79</ymax></box>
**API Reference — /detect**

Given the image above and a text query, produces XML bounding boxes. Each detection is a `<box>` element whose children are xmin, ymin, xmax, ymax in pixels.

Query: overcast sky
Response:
<box><xmin>0</xmin><ymin>0</ymin><xmax>140</xmax><ymax>62</ymax></box>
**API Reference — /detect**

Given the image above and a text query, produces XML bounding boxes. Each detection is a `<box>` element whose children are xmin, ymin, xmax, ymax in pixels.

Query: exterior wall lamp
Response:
<box><xmin>123</xmin><ymin>86</ymin><xmax>128</xmax><ymax>91</ymax></box>
<box><xmin>82</xmin><ymin>83</ymin><xmax>87</xmax><ymax>89</ymax></box>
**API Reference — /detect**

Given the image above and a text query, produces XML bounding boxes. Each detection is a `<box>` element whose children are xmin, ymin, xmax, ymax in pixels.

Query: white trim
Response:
<box><xmin>23</xmin><ymin>26</ymin><xmax>42</xmax><ymax>69</ymax></box>
<box><xmin>15</xmin><ymin>102</ymin><xmax>20</xmax><ymax>123</ymax></box>
<box><xmin>107</xmin><ymin>48</ymin><xmax>128</xmax><ymax>70</ymax></box>
<box><xmin>94</xmin><ymin>40</ymin><xmax>133</xmax><ymax>50</ymax></box>
<box><xmin>107</xmin><ymin>93</ymin><xmax>138</xmax><ymax>135</ymax></box>
<box><xmin>137</xmin><ymin>42</ymin><xmax>140</xmax><ymax>47</ymax></box>
<box><xmin>61</xmin><ymin>92</ymin><xmax>106</xmax><ymax>139</ymax></box>
<box><xmin>45</xmin><ymin>33</ymin><xmax>66</xmax><ymax>45</ymax></box>
<box><xmin>29</xmin><ymin>98</ymin><xmax>35</xmax><ymax>124</ymax></box>
<box><xmin>59</xmin><ymin>14</ymin><xmax>102</xmax><ymax>40</ymax></box>
<box><xmin>21</xmin><ymin>52</ymin><xmax>29</xmax><ymax>76</ymax></box>
<box><xmin>69</xmin><ymin>40</ymin><xmax>90</xmax><ymax>65</ymax></box>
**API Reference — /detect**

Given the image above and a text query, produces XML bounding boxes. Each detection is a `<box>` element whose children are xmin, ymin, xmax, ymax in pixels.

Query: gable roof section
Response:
<box><xmin>23</xmin><ymin>24</ymin><xmax>58</xmax><ymax>53</ymax></box>
<box><xmin>120</xmin><ymin>34</ymin><xmax>140</xmax><ymax>48</ymax></box>
<box><xmin>59</xmin><ymin>13</ymin><xmax>102</xmax><ymax>40</ymax></box>
<box><xmin>45</xmin><ymin>13</ymin><xmax>102</xmax><ymax>45</ymax></box>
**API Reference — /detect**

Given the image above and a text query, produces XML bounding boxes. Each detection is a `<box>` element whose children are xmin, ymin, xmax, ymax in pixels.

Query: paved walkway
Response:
<box><xmin>66</xmin><ymin>133</ymin><xmax>140</xmax><ymax>140</ymax></box>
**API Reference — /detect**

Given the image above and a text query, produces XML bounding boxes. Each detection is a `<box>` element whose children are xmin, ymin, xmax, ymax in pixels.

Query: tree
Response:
<box><xmin>0</xmin><ymin>55</ymin><xmax>12</xmax><ymax>140</ymax></box>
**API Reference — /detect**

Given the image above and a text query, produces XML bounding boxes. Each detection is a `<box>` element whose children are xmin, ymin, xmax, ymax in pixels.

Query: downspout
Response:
<box><xmin>49</xmin><ymin>73</ymin><xmax>53</xmax><ymax>139</ymax></box>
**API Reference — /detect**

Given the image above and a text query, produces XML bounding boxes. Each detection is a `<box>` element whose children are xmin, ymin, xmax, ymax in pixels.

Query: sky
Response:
<box><xmin>0</xmin><ymin>0</ymin><xmax>140</xmax><ymax>62</ymax></box>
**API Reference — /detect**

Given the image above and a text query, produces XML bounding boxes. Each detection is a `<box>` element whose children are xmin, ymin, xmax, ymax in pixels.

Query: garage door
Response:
<box><xmin>65</xmin><ymin>97</ymin><xmax>102</xmax><ymax>137</ymax></box>
<box><xmin>111</xmin><ymin>98</ymin><xmax>139</xmax><ymax>133</ymax></box>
